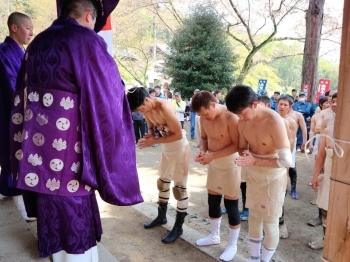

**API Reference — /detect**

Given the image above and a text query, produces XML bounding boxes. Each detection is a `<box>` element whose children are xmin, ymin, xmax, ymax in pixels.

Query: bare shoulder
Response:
<box><xmin>225</xmin><ymin>110</ymin><xmax>239</xmax><ymax>122</ymax></box>
<box><xmin>268</xmin><ymin>112</ymin><xmax>284</xmax><ymax>126</ymax></box>
<box><xmin>160</xmin><ymin>100</ymin><xmax>175</xmax><ymax>113</ymax></box>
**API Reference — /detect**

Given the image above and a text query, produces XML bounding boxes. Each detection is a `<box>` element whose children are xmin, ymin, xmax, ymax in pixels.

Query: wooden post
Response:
<box><xmin>322</xmin><ymin>0</ymin><xmax>350</xmax><ymax>261</ymax></box>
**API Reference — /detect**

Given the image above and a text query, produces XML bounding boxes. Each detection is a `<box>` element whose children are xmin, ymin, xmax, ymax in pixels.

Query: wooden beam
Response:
<box><xmin>323</xmin><ymin>0</ymin><xmax>350</xmax><ymax>261</ymax></box>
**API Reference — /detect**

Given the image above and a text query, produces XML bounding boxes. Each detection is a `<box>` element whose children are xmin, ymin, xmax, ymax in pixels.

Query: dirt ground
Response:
<box><xmin>108</xmin><ymin>121</ymin><xmax>323</xmax><ymax>262</ymax></box>
<box><xmin>25</xmin><ymin>121</ymin><xmax>323</xmax><ymax>262</ymax></box>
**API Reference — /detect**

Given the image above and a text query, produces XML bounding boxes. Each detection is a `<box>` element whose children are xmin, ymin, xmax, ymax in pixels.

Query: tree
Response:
<box><xmin>301</xmin><ymin>0</ymin><xmax>325</xmax><ymax>103</ymax></box>
<box><xmin>165</xmin><ymin>6</ymin><xmax>238</xmax><ymax>98</ymax></box>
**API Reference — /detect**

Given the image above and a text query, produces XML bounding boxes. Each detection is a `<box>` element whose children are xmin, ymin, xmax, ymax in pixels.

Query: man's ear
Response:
<box><xmin>10</xmin><ymin>24</ymin><xmax>18</xmax><ymax>33</ymax></box>
<box><xmin>252</xmin><ymin>101</ymin><xmax>258</xmax><ymax>109</ymax></box>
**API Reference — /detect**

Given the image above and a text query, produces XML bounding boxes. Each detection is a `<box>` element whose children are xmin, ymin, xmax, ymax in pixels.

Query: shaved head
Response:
<box><xmin>61</xmin><ymin>0</ymin><xmax>97</xmax><ymax>20</ymax></box>
<box><xmin>7</xmin><ymin>12</ymin><xmax>30</xmax><ymax>30</ymax></box>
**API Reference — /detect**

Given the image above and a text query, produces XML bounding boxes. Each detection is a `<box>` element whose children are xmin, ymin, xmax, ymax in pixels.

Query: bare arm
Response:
<box><xmin>297</xmin><ymin>112</ymin><xmax>307</xmax><ymax>149</ymax></box>
<box><xmin>199</xmin><ymin>116</ymin><xmax>208</xmax><ymax>153</ymax></box>
<box><xmin>238</xmin><ymin>121</ymin><xmax>248</xmax><ymax>155</ymax></box>
<box><xmin>311</xmin><ymin>135</ymin><xmax>327</xmax><ymax>191</ymax></box>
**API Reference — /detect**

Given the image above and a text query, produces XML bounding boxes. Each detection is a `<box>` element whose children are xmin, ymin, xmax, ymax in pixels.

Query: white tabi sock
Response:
<box><xmin>260</xmin><ymin>245</ymin><xmax>276</xmax><ymax>262</ymax></box>
<box><xmin>195</xmin><ymin>217</ymin><xmax>221</xmax><ymax>246</ymax></box>
<box><xmin>247</xmin><ymin>237</ymin><xmax>262</xmax><ymax>262</ymax></box>
<box><xmin>219</xmin><ymin>227</ymin><xmax>240</xmax><ymax>261</ymax></box>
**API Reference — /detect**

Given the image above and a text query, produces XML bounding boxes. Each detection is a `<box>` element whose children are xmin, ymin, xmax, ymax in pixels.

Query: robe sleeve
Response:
<box><xmin>79</xmin><ymin>35</ymin><xmax>143</xmax><ymax>206</ymax></box>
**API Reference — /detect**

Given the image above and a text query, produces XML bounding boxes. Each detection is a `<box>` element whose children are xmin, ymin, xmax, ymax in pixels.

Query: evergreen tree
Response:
<box><xmin>165</xmin><ymin>6</ymin><xmax>238</xmax><ymax>99</ymax></box>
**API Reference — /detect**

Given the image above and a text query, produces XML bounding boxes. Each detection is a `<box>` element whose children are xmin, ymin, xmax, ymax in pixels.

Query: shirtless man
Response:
<box><xmin>287</xmin><ymin>95</ymin><xmax>307</xmax><ymax>200</ymax></box>
<box><xmin>191</xmin><ymin>91</ymin><xmax>240</xmax><ymax>261</ymax></box>
<box><xmin>309</xmin><ymin>92</ymin><xmax>337</xmax><ymax>250</ymax></box>
<box><xmin>226</xmin><ymin>85</ymin><xmax>293</xmax><ymax>262</ymax></box>
<box><xmin>315</xmin><ymin>90</ymin><xmax>336</xmax><ymax>134</ymax></box>
<box><xmin>127</xmin><ymin>87</ymin><xmax>190</xmax><ymax>244</ymax></box>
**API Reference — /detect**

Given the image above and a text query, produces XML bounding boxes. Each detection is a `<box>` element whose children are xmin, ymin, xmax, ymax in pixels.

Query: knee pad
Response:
<box><xmin>157</xmin><ymin>178</ymin><xmax>170</xmax><ymax>191</ymax></box>
<box><xmin>208</xmin><ymin>194</ymin><xmax>222</xmax><ymax>218</ymax></box>
<box><xmin>173</xmin><ymin>186</ymin><xmax>188</xmax><ymax>212</ymax></box>
<box><xmin>173</xmin><ymin>186</ymin><xmax>187</xmax><ymax>200</ymax></box>
<box><xmin>224</xmin><ymin>198</ymin><xmax>240</xmax><ymax>226</ymax></box>
<box><xmin>157</xmin><ymin>178</ymin><xmax>170</xmax><ymax>201</ymax></box>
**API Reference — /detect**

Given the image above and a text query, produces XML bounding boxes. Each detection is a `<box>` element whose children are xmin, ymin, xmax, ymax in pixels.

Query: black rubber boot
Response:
<box><xmin>162</xmin><ymin>211</ymin><xmax>187</xmax><ymax>244</ymax></box>
<box><xmin>144</xmin><ymin>202</ymin><xmax>168</xmax><ymax>229</ymax></box>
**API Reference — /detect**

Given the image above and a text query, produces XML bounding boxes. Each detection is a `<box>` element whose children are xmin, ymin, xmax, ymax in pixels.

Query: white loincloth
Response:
<box><xmin>245</xmin><ymin>153</ymin><xmax>287</xmax><ymax>217</ymax></box>
<box><xmin>52</xmin><ymin>245</ymin><xmax>98</xmax><ymax>262</ymax></box>
<box><xmin>312</xmin><ymin>134</ymin><xmax>320</xmax><ymax>156</ymax></box>
<box><xmin>207</xmin><ymin>153</ymin><xmax>240</xmax><ymax>197</ymax></box>
<box><xmin>241</xmin><ymin>167</ymin><xmax>247</xmax><ymax>182</ymax></box>
<box><xmin>159</xmin><ymin>130</ymin><xmax>190</xmax><ymax>182</ymax></box>
<box><xmin>316</xmin><ymin>148</ymin><xmax>333</xmax><ymax>211</ymax></box>
<box><xmin>291</xmin><ymin>138</ymin><xmax>297</xmax><ymax>168</ymax></box>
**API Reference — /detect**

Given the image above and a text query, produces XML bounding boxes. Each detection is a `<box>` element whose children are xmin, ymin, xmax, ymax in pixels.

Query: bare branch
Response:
<box><xmin>252</xmin><ymin>52</ymin><xmax>304</xmax><ymax>66</ymax></box>
<box><xmin>228</xmin><ymin>0</ymin><xmax>256</xmax><ymax>47</ymax></box>
<box><xmin>270</xmin><ymin>36</ymin><xmax>305</xmax><ymax>42</ymax></box>
<box><xmin>226</xmin><ymin>25</ymin><xmax>251</xmax><ymax>51</ymax></box>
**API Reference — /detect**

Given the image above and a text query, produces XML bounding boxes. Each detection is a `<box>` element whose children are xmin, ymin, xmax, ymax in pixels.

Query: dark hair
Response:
<box><xmin>7</xmin><ymin>12</ymin><xmax>30</xmax><ymax>29</ymax></box>
<box><xmin>167</xmin><ymin>91</ymin><xmax>173</xmax><ymax>99</ymax></box>
<box><xmin>148</xmin><ymin>88</ymin><xmax>155</xmax><ymax>94</ymax></box>
<box><xmin>213</xmin><ymin>90</ymin><xmax>221</xmax><ymax>96</ymax></box>
<box><xmin>154</xmin><ymin>85</ymin><xmax>161</xmax><ymax>90</ymax></box>
<box><xmin>278</xmin><ymin>95</ymin><xmax>293</xmax><ymax>106</ymax></box>
<box><xmin>258</xmin><ymin>95</ymin><xmax>270</xmax><ymax>105</ymax></box>
<box><xmin>226</xmin><ymin>85</ymin><xmax>258</xmax><ymax>113</ymax></box>
<box><xmin>126</xmin><ymin>87</ymin><xmax>150</xmax><ymax>111</ymax></box>
<box><xmin>61</xmin><ymin>0</ymin><xmax>97</xmax><ymax>20</ymax></box>
<box><xmin>319</xmin><ymin>96</ymin><xmax>328</xmax><ymax>109</ymax></box>
<box><xmin>292</xmin><ymin>89</ymin><xmax>297</xmax><ymax>92</ymax></box>
<box><xmin>332</xmin><ymin>92</ymin><xmax>337</xmax><ymax>99</ymax></box>
<box><xmin>274</xmin><ymin>91</ymin><xmax>280</xmax><ymax>95</ymax></box>
<box><xmin>191</xmin><ymin>91</ymin><xmax>217</xmax><ymax>112</ymax></box>
<box><xmin>325</xmin><ymin>90</ymin><xmax>331</xmax><ymax>97</ymax></box>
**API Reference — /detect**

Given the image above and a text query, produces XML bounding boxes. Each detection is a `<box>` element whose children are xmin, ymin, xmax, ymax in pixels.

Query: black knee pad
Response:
<box><xmin>224</xmin><ymin>198</ymin><xmax>240</xmax><ymax>226</ymax></box>
<box><xmin>208</xmin><ymin>194</ymin><xmax>222</xmax><ymax>218</ymax></box>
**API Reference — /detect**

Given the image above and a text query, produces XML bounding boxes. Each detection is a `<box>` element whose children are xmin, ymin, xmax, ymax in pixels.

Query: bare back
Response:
<box><xmin>238</xmin><ymin>106</ymin><xmax>290</xmax><ymax>155</ymax></box>
<box><xmin>201</xmin><ymin>105</ymin><xmax>239</xmax><ymax>152</ymax></box>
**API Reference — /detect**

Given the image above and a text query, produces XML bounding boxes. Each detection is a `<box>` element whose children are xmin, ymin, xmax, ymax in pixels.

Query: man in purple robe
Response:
<box><xmin>9</xmin><ymin>0</ymin><xmax>143</xmax><ymax>260</ymax></box>
<box><xmin>0</xmin><ymin>12</ymin><xmax>36</xmax><ymax>221</ymax></box>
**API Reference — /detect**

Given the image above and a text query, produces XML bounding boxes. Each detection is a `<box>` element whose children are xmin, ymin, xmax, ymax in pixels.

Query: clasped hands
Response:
<box><xmin>235</xmin><ymin>150</ymin><xmax>256</xmax><ymax>167</ymax></box>
<box><xmin>194</xmin><ymin>151</ymin><xmax>214</xmax><ymax>165</ymax></box>
<box><xmin>137</xmin><ymin>133</ymin><xmax>155</xmax><ymax>148</ymax></box>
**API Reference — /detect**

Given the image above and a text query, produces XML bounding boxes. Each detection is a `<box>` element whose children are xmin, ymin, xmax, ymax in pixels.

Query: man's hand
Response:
<box><xmin>308</xmin><ymin>144</ymin><xmax>314</xmax><ymax>154</ymax></box>
<box><xmin>198</xmin><ymin>152</ymin><xmax>214</xmax><ymax>165</ymax></box>
<box><xmin>194</xmin><ymin>151</ymin><xmax>205</xmax><ymax>162</ymax></box>
<box><xmin>235</xmin><ymin>150</ymin><xmax>256</xmax><ymax>167</ymax></box>
<box><xmin>301</xmin><ymin>143</ymin><xmax>306</xmax><ymax>153</ymax></box>
<box><xmin>138</xmin><ymin>135</ymin><xmax>156</xmax><ymax>148</ymax></box>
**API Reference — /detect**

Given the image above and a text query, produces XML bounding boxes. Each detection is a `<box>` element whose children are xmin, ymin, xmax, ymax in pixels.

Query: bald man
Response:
<box><xmin>0</xmin><ymin>12</ymin><xmax>35</xmax><ymax>221</ymax></box>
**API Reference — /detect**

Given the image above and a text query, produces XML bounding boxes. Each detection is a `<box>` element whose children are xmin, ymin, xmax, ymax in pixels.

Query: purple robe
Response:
<box><xmin>10</xmin><ymin>16</ymin><xmax>143</xmax><ymax>257</ymax></box>
<box><xmin>0</xmin><ymin>37</ymin><xmax>23</xmax><ymax>196</ymax></box>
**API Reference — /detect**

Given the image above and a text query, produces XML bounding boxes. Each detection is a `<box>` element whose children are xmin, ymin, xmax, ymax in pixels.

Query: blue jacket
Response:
<box><xmin>293</xmin><ymin>101</ymin><xmax>311</xmax><ymax>118</ymax></box>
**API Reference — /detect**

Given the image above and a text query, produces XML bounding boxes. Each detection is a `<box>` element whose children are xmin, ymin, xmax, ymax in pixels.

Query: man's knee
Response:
<box><xmin>173</xmin><ymin>186</ymin><xmax>188</xmax><ymax>211</ymax></box>
<box><xmin>208</xmin><ymin>194</ymin><xmax>222</xmax><ymax>218</ymax></box>
<box><xmin>224</xmin><ymin>198</ymin><xmax>240</xmax><ymax>226</ymax></box>
<box><xmin>263</xmin><ymin>217</ymin><xmax>280</xmax><ymax>249</ymax></box>
<box><xmin>157</xmin><ymin>178</ymin><xmax>171</xmax><ymax>201</ymax></box>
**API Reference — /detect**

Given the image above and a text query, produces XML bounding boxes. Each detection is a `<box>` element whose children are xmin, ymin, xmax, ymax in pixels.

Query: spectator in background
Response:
<box><xmin>132</xmin><ymin>111</ymin><xmax>146</xmax><ymax>145</ymax></box>
<box><xmin>293</xmin><ymin>91</ymin><xmax>311</xmax><ymax>150</ymax></box>
<box><xmin>291</xmin><ymin>89</ymin><xmax>298</xmax><ymax>102</ymax></box>
<box><xmin>189</xmin><ymin>89</ymin><xmax>200</xmax><ymax>139</ymax></box>
<box><xmin>149</xmin><ymin>88</ymin><xmax>156</xmax><ymax>97</ymax></box>
<box><xmin>213</xmin><ymin>90</ymin><xmax>224</xmax><ymax>105</ymax></box>
<box><xmin>173</xmin><ymin>92</ymin><xmax>186</xmax><ymax>129</ymax></box>
<box><xmin>155</xmin><ymin>85</ymin><xmax>166</xmax><ymax>99</ymax></box>
<box><xmin>163</xmin><ymin>87</ymin><xmax>169</xmax><ymax>99</ymax></box>
<box><xmin>167</xmin><ymin>91</ymin><xmax>173</xmax><ymax>103</ymax></box>
<box><xmin>270</xmin><ymin>91</ymin><xmax>280</xmax><ymax>111</ymax></box>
